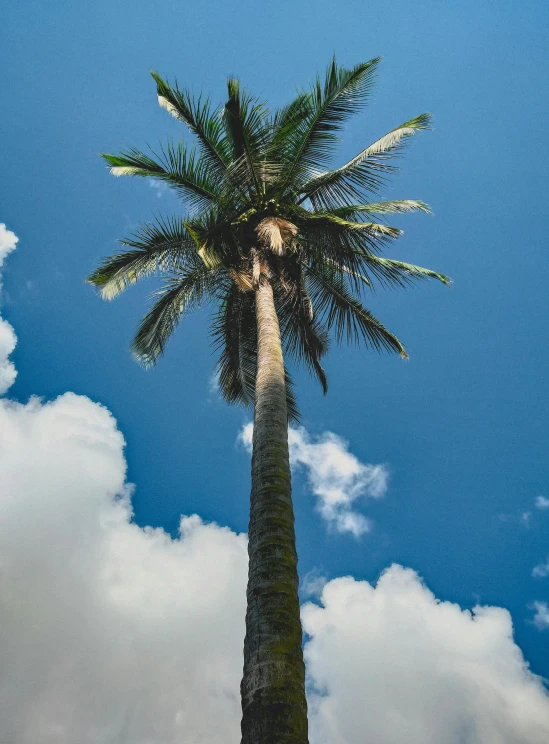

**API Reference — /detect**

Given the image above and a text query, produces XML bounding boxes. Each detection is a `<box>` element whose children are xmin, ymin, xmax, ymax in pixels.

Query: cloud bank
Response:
<box><xmin>1</xmin><ymin>224</ymin><xmax>549</xmax><ymax>743</ymax></box>
<box><xmin>2</xmin><ymin>397</ymin><xmax>548</xmax><ymax>744</ymax></box>
<box><xmin>303</xmin><ymin>569</ymin><xmax>549</xmax><ymax>744</ymax></box>
<box><xmin>239</xmin><ymin>423</ymin><xmax>388</xmax><ymax>536</ymax></box>
<box><xmin>0</xmin><ymin>393</ymin><xmax>248</xmax><ymax>744</ymax></box>
<box><xmin>0</xmin><ymin>404</ymin><xmax>546</xmax><ymax>744</ymax></box>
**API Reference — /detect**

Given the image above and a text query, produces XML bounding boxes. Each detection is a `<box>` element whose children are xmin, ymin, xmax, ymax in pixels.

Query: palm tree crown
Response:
<box><xmin>89</xmin><ymin>56</ymin><xmax>449</xmax><ymax>417</ymax></box>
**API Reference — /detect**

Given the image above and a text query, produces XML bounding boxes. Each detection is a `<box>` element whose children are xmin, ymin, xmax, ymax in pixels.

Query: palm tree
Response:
<box><xmin>88</xmin><ymin>57</ymin><xmax>449</xmax><ymax>744</ymax></box>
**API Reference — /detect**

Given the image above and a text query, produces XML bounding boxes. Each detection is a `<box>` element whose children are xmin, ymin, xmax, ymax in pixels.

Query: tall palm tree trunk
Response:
<box><xmin>240</xmin><ymin>278</ymin><xmax>309</xmax><ymax>744</ymax></box>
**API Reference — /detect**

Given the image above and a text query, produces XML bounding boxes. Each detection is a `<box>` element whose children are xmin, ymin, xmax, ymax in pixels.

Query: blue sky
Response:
<box><xmin>1</xmin><ymin>1</ymin><xmax>549</xmax><ymax>739</ymax></box>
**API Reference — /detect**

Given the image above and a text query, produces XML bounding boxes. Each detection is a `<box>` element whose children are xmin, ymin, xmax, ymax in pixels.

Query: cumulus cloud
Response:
<box><xmin>303</xmin><ymin>567</ymin><xmax>549</xmax><ymax>744</ymax></box>
<box><xmin>239</xmin><ymin>423</ymin><xmax>388</xmax><ymax>537</ymax></box>
<box><xmin>536</xmin><ymin>496</ymin><xmax>549</xmax><ymax>510</ymax></box>
<box><xmin>530</xmin><ymin>602</ymin><xmax>549</xmax><ymax>631</ymax></box>
<box><xmin>0</xmin><ymin>393</ymin><xmax>248</xmax><ymax>744</ymax></box>
<box><xmin>0</xmin><ymin>223</ymin><xmax>19</xmax><ymax>393</ymax></box>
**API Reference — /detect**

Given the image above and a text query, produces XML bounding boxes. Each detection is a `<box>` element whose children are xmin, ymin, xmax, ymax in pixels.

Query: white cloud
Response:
<box><xmin>536</xmin><ymin>496</ymin><xmax>549</xmax><ymax>510</ymax></box>
<box><xmin>1</xmin><ymin>396</ymin><xmax>549</xmax><ymax>743</ymax></box>
<box><xmin>0</xmin><ymin>393</ymin><xmax>248</xmax><ymax>744</ymax></box>
<box><xmin>532</xmin><ymin>557</ymin><xmax>549</xmax><ymax>578</ymax></box>
<box><xmin>303</xmin><ymin>567</ymin><xmax>549</xmax><ymax>744</ymax></box>
<box><xmin>0</xmin><ymin>222</ymin><xmax>18</xmax><ymax>265</ymax></box>
<box><xmin>530</xmin><ymin>602</ymin><xmax>549</xmax><ymax>631</ymax></box>
<box><xmin>0</xmin><ymin>223</ymin><xmax>19</xmax><ymax>393</ymax></box>
<box><xmin>239</xmin><ymin>423</ymin><xmax>388</xmax><ymax>537</ymax></box>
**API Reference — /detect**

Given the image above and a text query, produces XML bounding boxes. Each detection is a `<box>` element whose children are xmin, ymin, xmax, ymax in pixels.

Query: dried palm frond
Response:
<box><xmin>256</xmin><ymin>217</ymin><xmax>298</xmax><ymax>255</ymax></box>
<box><xmin>230</xmin><ymin>268</ymin><xmax>254</xmax><ymax>292</ymax></box>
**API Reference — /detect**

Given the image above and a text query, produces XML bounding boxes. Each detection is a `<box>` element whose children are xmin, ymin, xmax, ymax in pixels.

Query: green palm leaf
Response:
<box><xmin>304</xmin><ymin>260</ymin><xmax>407</xmax><ymax>356</ymax></box>
<box><xmin>359</xmin><ymin>255</ymin><xmax>451</xmax><ymax>288</ymax></box>
<box><xmin>102</xmin><ymin>144</ymin><xmax>222</xmax><ymax>209</ymax></box>
<box><xmin>88</xmin><ymin>217</ymin><xmax>196</xmax><ymax>300</ymax></box>
<box><xmin>213</xmin><ymin>283</ymin><xmax>257</xmax><ymax>405</ymax></box>
<box><xmin>330</xmin><ymin>200</ymin><xmax>432</xmax><ymax>218</ymax></box>
<box><xmin>151</xmin><ymin>71</ymin><xmax>231</xmax><ymax>178</ymax></box>
<box><xmin>301</xmin><ymin>114</ymin><xmax>432</xmax><ymax>209</ymax></box>
<box><xmin>276</xmin><ymin>57</ymin><xmax>380</xmax><ymax>194</ymax></box>
<box><xmin>275</xmin><ymin>275</ymin><xmax>329</xmax><ymax>394</ymax></box>
<box><xmin>270</xmin><ymin>92</ymin><xmax>312</xmax><ymax>155</ymax></box>
<box><xmin>293</xmin><ymin>208</ymin><xmax>401</xmax><ymax>276</ymax></box>
<box><xmin>132</xmin><ymin>261</ymin><xmax>224</xmax><ymax>367</ymax></box>
<box><xmin>300</xmin><ymin>211</ymin><xmax>402</xmax><ymax>238</ymax></box>
<box><xmin>223</xmin><ymin>78</ymin><xmax>271</xmax><ymax>196</ymax></box>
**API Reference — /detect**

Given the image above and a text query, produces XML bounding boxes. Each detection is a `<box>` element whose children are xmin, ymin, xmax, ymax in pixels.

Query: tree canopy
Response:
<box><xmin>89</xmin><ymin>57</ymin><xmax>449</xmax><ymax>420</ymax></box>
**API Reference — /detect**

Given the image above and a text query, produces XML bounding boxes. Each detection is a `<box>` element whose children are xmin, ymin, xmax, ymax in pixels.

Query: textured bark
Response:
<box><xmin>240</xmin><ymin>279</ymin><xmax>309</xmax><ymax>744</ymax></box>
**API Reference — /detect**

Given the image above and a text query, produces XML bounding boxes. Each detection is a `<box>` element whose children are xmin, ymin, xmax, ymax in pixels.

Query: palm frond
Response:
<box><xmin>304</xmin><ymin>261</ymin><xmax>407</xmax><ymax>356</ymax></box>
<box><xmin>324</xmin><ymin>258</ymin><xmax>372</xmax><ymax>289</ymax></box>
<box><xmin>151</xmin><ymin>71</ymin><xmax>231</xmax><ymax>178</ymax></box>
<box><xmin>359</xmin><ymin>113</ymin><xmax>432</xmax><ymax>156</ymax></box>
<box><xmin>222</xmin><ymin>78</ymin><xmax>271</xmax><ymax>195</ymax></box>
<box><xmin>273</xmin><ymin>267</ymin><xmax>329</xmax><ymax>394</ymax></box>
<box><xmin>283</xmin><ymin>369</ymin><xmax>300</xmax><ymax>423</ymax></box>
<box><xmin>212</xmin><ymin>284</ymin><xmax>300</xmax><ymax>421</ymax></box>
<box><xmin>102</xmin><ymin>145</ymin><xmax>222</xmax><ymax>209</ymax></box>
<box><xmin>301</xmin><ymin>113</ymin><xmax>432</xmax><ymax>209</ymax></box>
<box><xmin>88</xmin><ymin>217</ymin><xmax>196</xmax><ymax>300</ymax></box>
<box><xmin>329</xmin><ymin>200</ymin><xmax>431</xmax><ymax>218</ymax></box>
<box><xmin>270</xmin><ymin>92</ymin><xmax>312</xmax><ymax>153</ymax></box>
<box><xmin>300</xmin><ymin>212</ymin><xmax>402</xmax><ymax>238</ymax></box>
<box><xmin>276</xmin><ymin>57</ymin><xmax>380</xmax><ymax>195</ymax></box>
<box><xmin>291</xmin><ymin>207</ymin><xmax>401</xmax><ymax>270</ymax></box>
<box><xmin>213</xmin><ymin>283</ymin><xmax>257</xmax><ymax>405</ymax></box>
<box><xmin>132</xmin><ymin>260</ymin><xmax>223</xmax><ymax>367</ymax></box>
<box><xmin>358</xmin><ymin>255</ymin><xmax>451</xmax><ymax>288</ymax></box>
<box><xmin>184</xmin><ymin>205</ymin><xmax>243</xmax><ymax>268</ymax></box>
